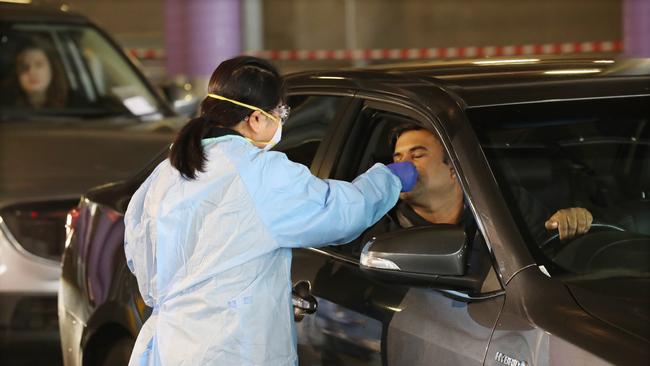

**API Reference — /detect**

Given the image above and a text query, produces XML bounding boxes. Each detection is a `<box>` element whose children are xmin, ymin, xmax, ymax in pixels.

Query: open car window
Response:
<box><xmin>470</xmin><ymin>96</ymin><xmax>650</xmax><ymax>278</ymax></box>
<box><xmin>325</xmin><ymin>106</ymin><xmax>502</xmax><ymax>293</ymax></box>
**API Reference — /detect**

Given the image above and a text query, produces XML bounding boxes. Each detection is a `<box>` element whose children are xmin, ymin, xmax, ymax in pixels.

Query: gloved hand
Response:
<box><xmin>386</xmin><ymin>161</ymin><xmax>418</xmax><ymax>192</ymax></box>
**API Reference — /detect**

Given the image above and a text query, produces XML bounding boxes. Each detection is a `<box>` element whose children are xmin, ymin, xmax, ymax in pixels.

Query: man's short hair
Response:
<box><xmin>389</xmin><ymin>123</ymin><xmax>451</xmax><ymax>166</ymax></box>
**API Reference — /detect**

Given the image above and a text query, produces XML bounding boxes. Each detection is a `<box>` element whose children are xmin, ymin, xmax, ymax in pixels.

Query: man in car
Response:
<box><xmin>366</xmin><ymin>124</ymin><xmax>593</xmax><ymax>244</ymax></box>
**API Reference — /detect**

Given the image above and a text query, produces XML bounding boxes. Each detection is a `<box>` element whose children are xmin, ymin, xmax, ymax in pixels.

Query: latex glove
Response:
<box><xmin>386</xmin><ymin>162</ymin><xmax>418</xmax><ymax>192</ymax></box>
<box><xmin>544</xmin><ymin>207</ymin><xmax>593</xmax><ymax>240</ymax></box>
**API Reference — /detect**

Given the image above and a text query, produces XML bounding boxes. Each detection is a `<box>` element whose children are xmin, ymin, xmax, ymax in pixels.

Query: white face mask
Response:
<box><xmin>204</xmin><ymin>94</ymin><xmax>287</xmax><ymax>151</ymax></box>
<box><xmin>263</xmin><ymin>120</ymin><xmax>282</xmax><ymax>151</ymax></box>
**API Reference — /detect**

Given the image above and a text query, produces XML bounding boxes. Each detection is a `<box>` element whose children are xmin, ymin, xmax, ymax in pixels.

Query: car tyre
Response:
<box><xmin>96</xmin><ymin>337</ymin><xmax>134</xmax><ymax>366</ymax></box>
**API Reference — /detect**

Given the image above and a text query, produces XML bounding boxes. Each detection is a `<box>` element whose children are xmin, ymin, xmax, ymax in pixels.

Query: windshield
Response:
<box><xmin>0</xmin><ymin>22</ymin><xmax>167</xmax><ymax>120</ymax></box>
<box><xmin>469</xmin><ymin>96</ymin><xmax>650</xmax><ymax>278</ymax></box>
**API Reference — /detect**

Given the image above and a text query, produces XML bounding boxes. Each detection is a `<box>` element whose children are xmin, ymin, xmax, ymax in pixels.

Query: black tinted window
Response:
<box><xmin>470</xmin><ymin>96</ymin><xmax>650</xmax><ymax>277</ymax></box>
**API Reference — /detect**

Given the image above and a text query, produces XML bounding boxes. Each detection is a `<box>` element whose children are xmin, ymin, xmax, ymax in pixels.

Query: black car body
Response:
<box><xmin>0</xmin><ymin>3</ymin><xmax>182</xmax><ymax>363</ymax></box>
<box><xmin>59</xmin><ymin>58</ymin><xmax>650</xmax><ymax>366</ymax></box>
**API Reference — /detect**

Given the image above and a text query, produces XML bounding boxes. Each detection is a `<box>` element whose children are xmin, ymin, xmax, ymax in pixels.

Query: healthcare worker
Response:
<box><xmin>124</xmin><ymin>56</ymin><xmax>417</xmax><ymax>366</ymax></box>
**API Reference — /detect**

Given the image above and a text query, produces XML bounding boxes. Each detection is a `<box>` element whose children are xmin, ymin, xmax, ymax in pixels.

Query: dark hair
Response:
<box><xmin>169</xmin><ymin>56</ymin><xmax>284</xmax><ymax>179</ymax></box>
<box><xmin>389</xmin><ymin>123</ymin><xmax>451</xmax><ymax>165</ymax></box>
<box><xmin>14</xmin><ymin>37</ymin><xmax>69</xmax><ymax>108</ymax></box>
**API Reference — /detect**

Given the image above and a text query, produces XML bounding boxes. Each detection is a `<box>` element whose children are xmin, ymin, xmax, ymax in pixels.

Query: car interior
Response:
<box><xmin>470</xmin><ymin>97</ymin><xmax>650</xmax><ymax>276</ymax></box>
<box><xmin>0</xmin><ymin>23</ymin><xmax>164</xmax><ymax>119</ymax></box>
<box><xmin>0</xmin><ymin>26</ymin><xmax>98</xmax><ymax>113</ymax></box>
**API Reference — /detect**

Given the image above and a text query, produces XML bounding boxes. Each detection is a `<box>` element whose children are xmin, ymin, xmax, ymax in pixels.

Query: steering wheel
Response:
<box><xmin>539</xmin><ymin>222</ymin><xmax>627</xmax><ymax>253</ymax></box>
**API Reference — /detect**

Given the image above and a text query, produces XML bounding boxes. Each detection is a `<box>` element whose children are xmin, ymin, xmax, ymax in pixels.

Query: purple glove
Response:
<box><xmin>386</xmin><ymin>162</ymin><xmax>418</xmax><ymax>192</ymax></box>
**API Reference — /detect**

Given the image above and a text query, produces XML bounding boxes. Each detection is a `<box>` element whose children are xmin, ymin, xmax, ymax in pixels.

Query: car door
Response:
<box><xmin>292</xmin><ymin>99</ymin><xmax>507</xmax><ymax>366</ymax></box>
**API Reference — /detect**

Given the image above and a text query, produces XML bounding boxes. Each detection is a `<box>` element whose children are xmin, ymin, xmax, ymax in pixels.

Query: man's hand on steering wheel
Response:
<box><xmin>544</xmin><ymin>207</ymin><xmax>593</xmax><ymax>241</ymax></box>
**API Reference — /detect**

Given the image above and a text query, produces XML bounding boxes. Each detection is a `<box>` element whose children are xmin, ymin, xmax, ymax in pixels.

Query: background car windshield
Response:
<box><xmin>469</xmin><ymin>96</ymin><xmax>650</xmax><ymax>278</ymax></box>
<box><xmin>0</xmin><ymin>22</ymin><xmax>166</xmax><ymax>120</ymax></box>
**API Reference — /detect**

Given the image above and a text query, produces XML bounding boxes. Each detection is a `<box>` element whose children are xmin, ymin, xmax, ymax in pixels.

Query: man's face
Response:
<box><xmin>393</xmin><ymin>129</ymin><xmax>457</xmax><ymax>203</ymax></box>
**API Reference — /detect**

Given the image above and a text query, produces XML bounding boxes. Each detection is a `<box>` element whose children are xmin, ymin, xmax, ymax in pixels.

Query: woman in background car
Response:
<box><xmin>123</xmin><ymin>56</ymin><xmax>414</xmax><ymax>366</ymax></box>
<box><xmin>12</xmin><ymin>38</ymin><xmax>69</xmax><ymax>109</ymax></box>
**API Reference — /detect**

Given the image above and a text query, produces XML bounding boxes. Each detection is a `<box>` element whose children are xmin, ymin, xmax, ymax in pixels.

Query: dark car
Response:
<box><xmin>0</xmin><ymin>3</ymin><xmax>184</xmax><ymax>364</ymax></box>
<box><xmin>59</xmin><ymin>58</ymin><xmax>649</xmax><ymax>366</ymax></box>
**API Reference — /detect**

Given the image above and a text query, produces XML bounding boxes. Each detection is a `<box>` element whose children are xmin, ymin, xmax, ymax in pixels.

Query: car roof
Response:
<box><xmin>287</xmin><ymin>58</ymin><xmax>650</xmax><ymax>108</ymax></box>
<box><xmin>0</xmin><ymin>2</ymin><xmax>89</xmax><ymax>24</ymax></box>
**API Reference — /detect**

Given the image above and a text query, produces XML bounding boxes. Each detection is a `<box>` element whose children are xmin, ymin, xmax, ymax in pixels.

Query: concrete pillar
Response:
<box><xmin>624</xmin><ymin>0</ymin><xmax>650</xmax><ymax>56</ymax></box>
<box><xmin>163</xmin><ymin>0</ymin><xmax>187</xmax><ymax>77</ymax></box>
<box><xmin>344</xmin><ymin>0</ymin><xmax>364</xmax><ymax>67</ymax></box>
<box><xmin>242</xmin><ymin>0</ymin><xmax>263</xmax><ymax>52</ymax></box>
<box><xmin>164</xmin><ymin>0</ymin><xmax>241</xmax><ymax>90</ymax></box>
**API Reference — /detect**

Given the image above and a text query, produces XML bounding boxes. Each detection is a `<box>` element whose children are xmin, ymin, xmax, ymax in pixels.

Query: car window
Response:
<box><xmin>274</xmin><ymin>95</ymin><xmax>347</xmax><ymax>167</ymax></box>
<box><xmin>325</xmin><ymin>106</ymin><xmax>502</xmax><ymax>292</ymax></box>
<box><xmin>469</xmin><ymin>96</ymin><xmax>650</xmax><ymax>278</ymax></box>
<box><xmin>0</xmin><ymin>22</ymin><xmax>167</xmax><ymax>120</ymax></box>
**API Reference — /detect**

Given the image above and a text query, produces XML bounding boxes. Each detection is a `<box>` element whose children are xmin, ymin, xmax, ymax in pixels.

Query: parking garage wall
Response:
<box><xmin>65</xmin><ymin>0</ymin><xmax>622</xmax><ymax>77</ymax></box>
<box><xmin>264</xmin><ymin>0</ymin><xmax>621</xmax><ymax>50</ymax></box>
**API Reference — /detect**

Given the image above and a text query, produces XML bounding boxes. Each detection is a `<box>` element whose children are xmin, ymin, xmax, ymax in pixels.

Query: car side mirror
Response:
<box><xmin>360</xmin><ymin>225</ymin><xmax>474</xmax><ymax>289</ymax></box>
<box><xmin>159</xmin><ymin>82</ymin><xmax>200</xmax><ymax>118</ymax></box>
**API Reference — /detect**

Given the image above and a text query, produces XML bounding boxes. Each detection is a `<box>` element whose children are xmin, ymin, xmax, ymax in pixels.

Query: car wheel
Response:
<box><xmin>98</xmin><ymin>337</ymin><xmax>134</xmax><ymax>366</ymax></box>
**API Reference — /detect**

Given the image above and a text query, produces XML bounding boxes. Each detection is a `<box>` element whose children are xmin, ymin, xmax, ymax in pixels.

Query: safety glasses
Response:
<box><xmin>273</xmin><ymin>104</ymin><xmax>291</xmax><ymax>125</ymax></box>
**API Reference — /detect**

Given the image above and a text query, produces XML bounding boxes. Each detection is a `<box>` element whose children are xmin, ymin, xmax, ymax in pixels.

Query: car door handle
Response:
<box><xmin>292</xmin><ymin>295</ymin><xmax>317</xmax><ymax>312</ymax></box>
<box><xmin>292</xmin><ymin>280</ymin><xmax>318</xmax><ymax>322</ymax></box>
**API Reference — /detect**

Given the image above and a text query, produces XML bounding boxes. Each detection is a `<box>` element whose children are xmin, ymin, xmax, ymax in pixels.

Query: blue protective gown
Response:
<box><xmin>124</xmin><ymin>135</ymin><xmax>401</xmax><ymax>365</ymax></box>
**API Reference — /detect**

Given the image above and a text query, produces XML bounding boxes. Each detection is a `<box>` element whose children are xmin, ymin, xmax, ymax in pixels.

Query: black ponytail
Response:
<box><xmin>169</xmin><ymin>56</ymin><xmax>284</xmax><ymax>179</ymax></box>
<box><xmin>169</xmin><ymin>116</ymin><xmax>211</xmax><ymax>179</ymax></box>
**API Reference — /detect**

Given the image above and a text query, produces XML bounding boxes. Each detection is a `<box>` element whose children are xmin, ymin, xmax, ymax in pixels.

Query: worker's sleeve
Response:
<box><xmin>250</xmin><ymin>151</ymin><xmax>402</xmax><ymax>248</ymax></box>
